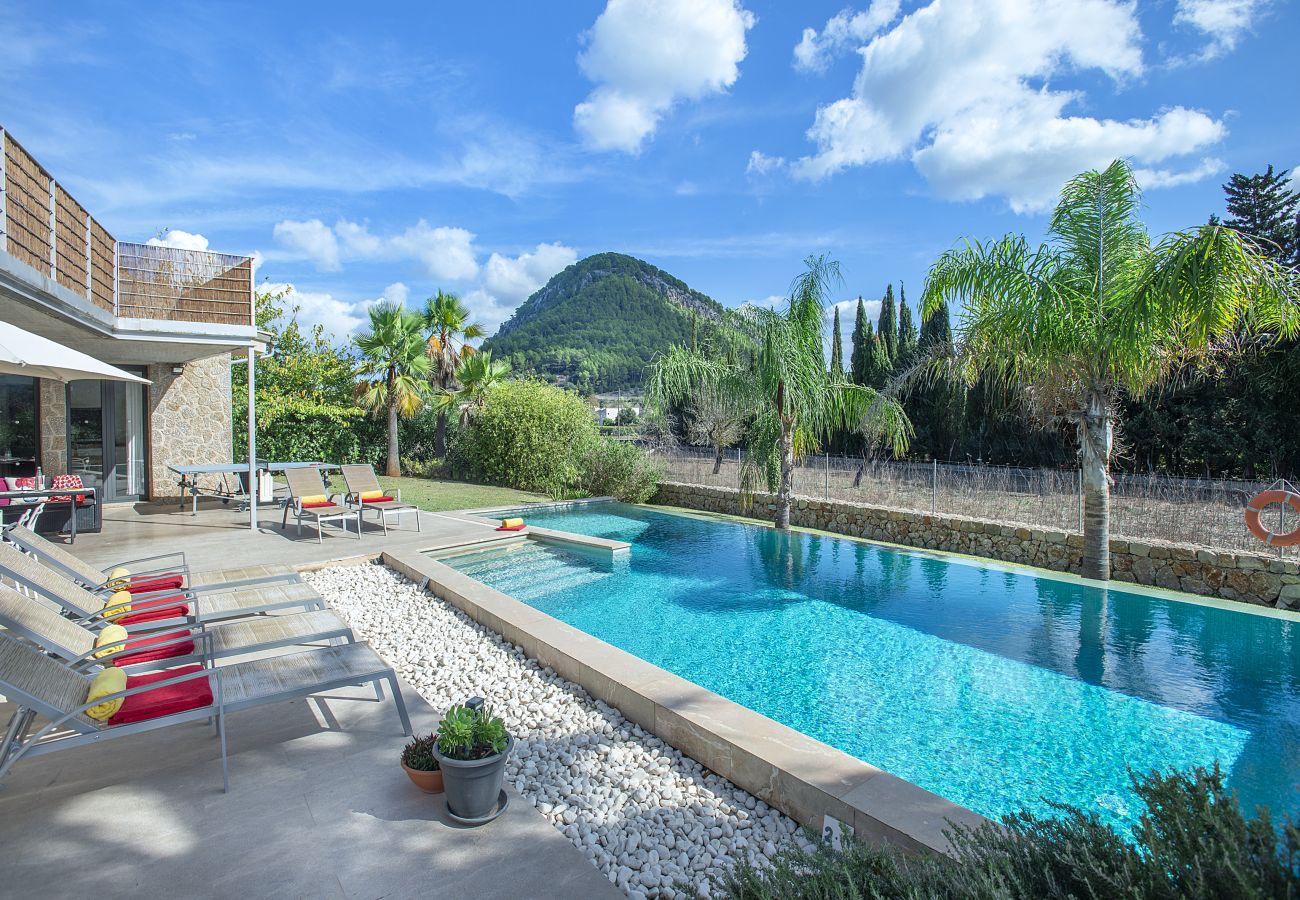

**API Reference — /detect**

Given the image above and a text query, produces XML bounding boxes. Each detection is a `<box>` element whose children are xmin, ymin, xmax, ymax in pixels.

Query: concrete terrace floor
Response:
<box><xmin>70</xmin><ymin>496</ymin><xmax>512</xmax><ymax>572</ymax></box>
<box><xmin>0</xmin><ymin>502</ymin><xmax>619</xmax><ymax>900</ymax></box>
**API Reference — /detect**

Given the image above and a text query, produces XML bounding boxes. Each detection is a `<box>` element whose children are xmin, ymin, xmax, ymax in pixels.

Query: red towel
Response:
<box><xmin>361</xmin><ymin>495</ymin><xmax>395</xmax><ymax>504</ymax></box>
<box><xmin>126</xmin><ymin>573</ymin><xmax>185</xmax><ymax>594</ymax></box>
<box><xmin>114</xmin><ymin>630</ymin><xmax>197</xmax><ymax>666</ymax></box>
<box><xmin>495</xmin><ymin>524</ymin><xmax>527</xmax><ymax>532</ymax></box>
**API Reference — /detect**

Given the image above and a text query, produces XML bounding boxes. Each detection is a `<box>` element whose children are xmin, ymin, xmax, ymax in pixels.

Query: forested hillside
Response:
<box><xmin>483</xmin><ymin>253</ymin><xmax>724</xmax><ymax>392</ymax></box>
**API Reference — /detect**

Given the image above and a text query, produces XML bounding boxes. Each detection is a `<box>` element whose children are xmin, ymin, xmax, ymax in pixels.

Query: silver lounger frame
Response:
<box><xmin>0</xmin><ymin>634</ymin><xmax>411</xmax><ymax>791</ymax></box>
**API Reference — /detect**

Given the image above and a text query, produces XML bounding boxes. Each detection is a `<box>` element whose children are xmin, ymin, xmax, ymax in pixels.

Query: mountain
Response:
<box><xmin>482</xmin><ymin>252</ymin><xmax>725</xmax><ymax>392</ymax></box>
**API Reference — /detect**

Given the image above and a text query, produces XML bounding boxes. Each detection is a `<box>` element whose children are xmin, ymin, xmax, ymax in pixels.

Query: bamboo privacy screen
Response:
<box><xmin>115</xmin><ymin>243</ymin><xmax>253</xmax><ymax>325</ymax></box>
<box><xmin>3</xmin><ymin>131</ymin><xmax>52</xmax><ymax>275</ymax></box>
<box><xmin>1</xmin><ymin>127</ymin><xmax>252</xmax><ymax>324</ymax></box>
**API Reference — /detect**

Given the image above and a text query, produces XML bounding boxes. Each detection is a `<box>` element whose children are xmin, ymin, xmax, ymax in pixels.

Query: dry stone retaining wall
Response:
<box><xmin>652</xmin><ymin>482</ymin><xmax>1299</xmax><ymax>611</ymax></box>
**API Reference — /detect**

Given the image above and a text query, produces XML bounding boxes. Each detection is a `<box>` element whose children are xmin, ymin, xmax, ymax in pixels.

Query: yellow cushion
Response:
<box><xmin>106</xmin><ymin>567</ymin><xmax>131</xmax><ymax>591</ymax></box>
<box><xmin>360</xmin><ymin>490</ymin><xmax>384</xmax><ymax>500</ymax></box>
<box><xmin>501</xmin><ymin>517</ymin><xmax>524</xmax><ymax>529</ymax></box>
<box><xmin>94</xmin><ymin>624</ymin><xmax>129</xmax><ymax>660</ymax></box>
<box><xmin>301</xmin><ymin>494</ymin><xmax>328</xmax><ymax>505</ymax></box>
<box><xmin>102</xmin><ymin>590</ymin><xmax>132</xmax><ymax>620</ymax></box>
<box><xmin>86</xmin><ymin>667</ymin><xmax>127</xmax><ymax>721</ymax></box>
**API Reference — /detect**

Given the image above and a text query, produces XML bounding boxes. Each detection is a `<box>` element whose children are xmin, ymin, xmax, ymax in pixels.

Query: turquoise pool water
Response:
<box><xmin>444</xmin><ymin>502</ymin><xmax>1300</xmax><ymax>827</ymax></box>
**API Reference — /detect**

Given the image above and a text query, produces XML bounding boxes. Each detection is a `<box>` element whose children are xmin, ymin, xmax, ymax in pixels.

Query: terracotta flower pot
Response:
<box><xmin>402</xmin><ymin>761</ymin><xmax>444</xmax><ymax>793</ymax></box>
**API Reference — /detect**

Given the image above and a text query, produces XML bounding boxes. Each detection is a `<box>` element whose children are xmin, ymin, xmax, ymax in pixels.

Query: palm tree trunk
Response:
<box><xmin>775</xmin><ymin>422</ymin><xmax>794</xmax><ymax>530</ymax></box>
<box><xmin>1078</xmin><ymin>395</ymin><xmax>1113</xmax><ymax>581</ymax></box>
<box><xmin>387</xmin><ymin>401</ymin><xmax>401</xmax><ymax>477</ymax></box>
<box><xmin>712</xmin><ymin>444</ymin><xmax>724</xmax><ymax>475</ymax></box>
<box><xmin>435</xmin><ymin>412</ymin><xmax>448</xmax><ymax>458</ymax></box>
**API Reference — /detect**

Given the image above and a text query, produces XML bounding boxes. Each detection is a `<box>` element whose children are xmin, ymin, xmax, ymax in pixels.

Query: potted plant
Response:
<box><xmin>400</xmin><ymin>733</ymin><xmax>443</xmax><ymax>793</ymax></box>
<box><xmin>431</xmin><ymin>699</ymin><xmax>513</xmax><ymax>822</ymax></box>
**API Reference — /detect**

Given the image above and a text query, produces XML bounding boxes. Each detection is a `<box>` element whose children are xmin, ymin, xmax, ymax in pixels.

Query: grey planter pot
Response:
<box><xmin>433</xmin><ymin>736</ymin><xmax>514</xmax><ymax>821</ymax></box>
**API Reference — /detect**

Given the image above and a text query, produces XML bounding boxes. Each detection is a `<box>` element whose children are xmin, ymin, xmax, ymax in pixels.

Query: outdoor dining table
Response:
<box><xmin>0</xmin><ymin>487</ymin><xmax>99</xmax><ymax>543</ymax></box>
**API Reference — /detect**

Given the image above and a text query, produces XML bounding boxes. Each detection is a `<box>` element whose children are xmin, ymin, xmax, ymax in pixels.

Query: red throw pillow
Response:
<box><xmin>301</xmin><ymin>500</ymin><xmax>335</xmax><ymax>509</ymax></box>
<box><xmin>126</xmin><ymin>573</ymin><xmax>186</xmax><ymax>594</ymax></box>
<box><xmin>114</xmin><ymin>631</ymin><xmax>197</xmax><ymax>666</ymax></box>
<box><xmin>361</xmin><ymin>495</ymin><xmax>395</xmax><ymax>503</ymax></box>
<box><xmin>50</xmin><ymin>473</ymin><xmax>86</xmax><ymax>504</ymax></box>
<box><xmin>109</xmin><ymin>665</ymin><xmax>213</xmax><ymax>725</ymax></box>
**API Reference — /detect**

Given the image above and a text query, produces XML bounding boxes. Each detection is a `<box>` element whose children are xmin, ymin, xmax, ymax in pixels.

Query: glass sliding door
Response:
<box><xmin>114</xmin><ymin>379</ymin><xmax>146</xmax><ymax>497</ymax></box>
<box><xmin>67</xmin><ymin>373</ymin><xmax>148</xmax><ymax>501</ymax></box>
<box><xmin>67</xmin><ymin>380</ymin><xmax>106</xmax><ymax>491</ymax></box>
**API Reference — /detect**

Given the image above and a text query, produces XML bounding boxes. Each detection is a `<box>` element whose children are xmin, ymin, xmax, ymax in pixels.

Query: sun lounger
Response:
<box><xmin>0</xmin><ymin>582</ymin><xmax>355</xmax><ymax>671</ymax></box>
<box><xmin>281</xmin><ymin>466</ymin><xmax>359</xmax><ymax>542</ymax></box>
<box><xmin>2</xmin><ymin>524</ymin><xmax>300</xmax><ymax>597</ymax></box>
<box><xmin>0</xmin><ymin>542</ymin><xmax>327</xmax><ymax>629</ymax></box>
<box><xmin>0</xmin><ymin>631</ymin><xmax>411</xmax><ymax>790</ymax></box>
<box><xmin>339</xmin><ymin>464</ymin><xmax>421</xmax><ymax>535</ymax></box>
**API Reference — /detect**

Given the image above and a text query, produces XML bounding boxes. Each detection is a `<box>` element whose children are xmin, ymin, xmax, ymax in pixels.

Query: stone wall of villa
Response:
<box><xmin>37</xmin><ymin>378</ymin><xmax>67</xmax><ymax>474</ymax></box>
<box><xmin>652</xmin><ymin>482</ymin><xmax>1300</xmax><ymax>611</ymax></box>
<box><xmin>147</xmin><ymin>353</ymin><xmax>233</xmax><ymax>499</ymax></box>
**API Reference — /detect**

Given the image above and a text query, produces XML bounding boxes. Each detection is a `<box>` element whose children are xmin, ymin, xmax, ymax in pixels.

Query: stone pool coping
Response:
<box><xmin>381</xmin><ymin>547</ymin><xmax>989</xmax><ymax>857</ymax></box>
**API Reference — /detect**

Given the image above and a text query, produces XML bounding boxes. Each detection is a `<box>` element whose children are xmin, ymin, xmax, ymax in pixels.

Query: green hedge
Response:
<box><xmin>234</xmin><ymin>397</ymin><xmax>385</xmax><ymax>467</ymax></box>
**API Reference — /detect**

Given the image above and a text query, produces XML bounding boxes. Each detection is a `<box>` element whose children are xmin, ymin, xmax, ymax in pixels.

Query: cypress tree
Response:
<box><xmin>897</xmin><ymin>282</ymin><xmax>918</xmax><ymax>369</ymax></box>
<box><xmin>877</xmin><ymin>284</ymin><xmax>897</xmax><ymax>369</ymax></box>
<box><xmin>849</xmin><ymin>297</ymin><xmax>869</xmax><ymax>385</ymax></box>
<box><xmin>829</xmin><ymin>306</ymin><xmax>844</xmax><ymax>377</ymax></box>
<box><xmin>866</xmin><ymin>334</ymin><xmax>891</xmax><ymax>388</ymax></box>
<box><xmin>1223</xmin><ymin>165</ymin><xmax>1299</xmax><ymax>264</ymax></box>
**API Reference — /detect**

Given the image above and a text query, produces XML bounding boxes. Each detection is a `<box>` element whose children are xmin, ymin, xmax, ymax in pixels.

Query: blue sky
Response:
<box><xmin>3</xmin><ymin>0</ymin><xmax>1296</xmax><ymax>339</ymax></box>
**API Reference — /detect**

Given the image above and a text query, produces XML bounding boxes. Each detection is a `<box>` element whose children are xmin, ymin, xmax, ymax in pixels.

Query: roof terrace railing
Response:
<box><xmin>0</xmin><ymin>128</ymin><xmax>252</xmax><ymax>327</ymax></box>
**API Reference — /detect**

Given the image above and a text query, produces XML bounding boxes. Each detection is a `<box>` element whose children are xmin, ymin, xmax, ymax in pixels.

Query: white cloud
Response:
<box><xmin>746</xmin><ymin>150</ymin><xmax>786</xmax><ymax>175</ymax></box>
<box><xmin>482</xmin><ymin>242</ymin><xmax>578</xmax><ymax>305</ymax></box>
<box><xmin>146</xmin><ymin>229</ymin><xmax>210</xmax><ymax>251</ymax></box>
<box><xmin>260</xmin><ymin>281</ymin><xmax>369</xmax><ymax>337</ymax></box>
<box><xmin>272</xmin><ymin>218</ymin><xmax>479</xmax><ymax>279</ymax></box>
<box><xmin>778</xmin><ymin>0</ymin><xmax>1227</xmax><ymax>213</ymax></box>
<box><xmin>387</xmin><ymin>223</ymin><xmax>479</xmax><ymax>281</ymax></box>
<box><xmin>463</xmin><ymin>288</ymin><xmax>522</xmax><ymax>339</ymax></box>
<box><xmin>793</xmin><ymin>1</ymin><xmax>900</xmax><ymax>73</ymax></box>
<box><xmin>574</xmin><ymin>0</ymin><xmax>756</xmax><ymax>153</ymax></box>
<box><xmin>273</xmin><ymin>219</ymin><xmax>340</xmax><ymax>271</ymax></box>
<box><xmin>1133</xmin><ymin>157</ymin><xmax>1226</xmax><ymax>189</ymax></box>
<box><xmin>1174</xmin><ymin>0</ymin><xmax>1266</xmax><ymax>59</ymax></box>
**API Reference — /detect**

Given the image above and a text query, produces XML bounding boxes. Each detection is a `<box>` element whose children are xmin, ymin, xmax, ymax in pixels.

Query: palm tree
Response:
<box><xmin>423</xmin><ymin>290</ymin><xmax>486</xmax><ymax>457</ymax></box>
<box><xmin>649</xmin><ymin>255</ymin><xmax>911</xmax><ymax>529</ymax></box>
<box><xmin>921</xmin><ymin>159</ymin><xmax>1299</xmax><ymax>581</ymax></box>
<box><xmin>354</xmin><ymin>302</ymin><xmax>431</xmax><ymax>476</ymax></box>
<box><xmin>429</xmin><ymin>350</ymin><xmax>511</xmax><ymax>429</ymax></box>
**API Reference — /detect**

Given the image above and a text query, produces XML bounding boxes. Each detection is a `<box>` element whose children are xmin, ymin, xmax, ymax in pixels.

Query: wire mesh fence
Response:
<box><xmin>649</xmin><ymin>445</ymin><xmax>1300</xmax><ymax>557</ymax></box>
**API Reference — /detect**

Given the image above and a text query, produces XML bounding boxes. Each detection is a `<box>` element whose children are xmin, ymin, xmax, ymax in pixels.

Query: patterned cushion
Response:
<box><xmin>50</xmin><ymin>473</ymin><xmax>86</xmax><ymax>504</ymax></box>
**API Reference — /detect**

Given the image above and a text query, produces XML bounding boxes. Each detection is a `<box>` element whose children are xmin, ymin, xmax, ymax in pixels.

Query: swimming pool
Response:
<box><xmin>444</xmin><ymin>501</ymin><xmax>1300</xmax><ymax>828</ymax></box>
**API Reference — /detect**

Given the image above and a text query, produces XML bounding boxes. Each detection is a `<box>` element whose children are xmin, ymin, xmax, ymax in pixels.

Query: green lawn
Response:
<box><xmin>367</xmin><ymin>475</ymin><xmax>548</xmax><ymax>513</ymax></box>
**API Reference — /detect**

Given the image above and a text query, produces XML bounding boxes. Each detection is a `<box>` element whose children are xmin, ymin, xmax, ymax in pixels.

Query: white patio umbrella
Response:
<box><xmin>0</xmin><ymin>321</ymin><xmax>150</xmax><ymax>384</ymax></box>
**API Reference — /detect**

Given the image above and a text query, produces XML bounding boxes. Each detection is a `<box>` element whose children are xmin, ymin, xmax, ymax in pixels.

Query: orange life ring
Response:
<box><xmin>1244</xmin><ymin>490</ymin><xmax>1300</xmax><ymax>547</ymax></box>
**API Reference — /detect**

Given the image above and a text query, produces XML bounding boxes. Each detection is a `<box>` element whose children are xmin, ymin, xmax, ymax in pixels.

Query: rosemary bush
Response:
<box><xmin>713</xmin><ymin>766</ymin><xmax>1299</xmax><ymax>900</ymax></box>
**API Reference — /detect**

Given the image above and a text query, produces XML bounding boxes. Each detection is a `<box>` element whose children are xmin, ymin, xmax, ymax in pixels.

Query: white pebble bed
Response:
<box><xmin>306</xmin><ymin>564</ymin><xmax>810</xmax><ymax>899</ymax></box>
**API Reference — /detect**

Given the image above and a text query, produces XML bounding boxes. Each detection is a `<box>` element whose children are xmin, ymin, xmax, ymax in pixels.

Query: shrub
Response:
<box><xmin>578</xmin><ymin>438</ymin><xmax>662</xmax><ymax>503</ymax></box>
<box><xmin>459</xmin><ymin>379</ymin><xmax>598</xmax><ymax>497</ymax></box>
<box><xmin>713</xmin><ymin>766</ymin><xmax>1299</xmax><ymax>900</ymax></box>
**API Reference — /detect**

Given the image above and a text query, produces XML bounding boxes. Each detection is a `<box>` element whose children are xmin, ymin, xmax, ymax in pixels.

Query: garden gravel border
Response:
<box><xmin>307</xmin><ymin>564</ymin><xmax>810</xmax><ymax>899</ymax></box>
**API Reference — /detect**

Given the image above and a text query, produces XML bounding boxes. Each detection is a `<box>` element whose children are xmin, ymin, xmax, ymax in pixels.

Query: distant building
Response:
<box><xmin>594</xmin><ymin>406</ymin><xmax>640</xmax><ymax>424</ymax></box>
